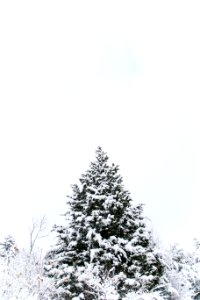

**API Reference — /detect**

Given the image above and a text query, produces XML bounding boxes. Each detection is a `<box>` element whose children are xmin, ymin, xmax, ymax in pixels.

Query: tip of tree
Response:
<box><xmin>96</xmin><ymin>146</ymin><xmax>103</xmax><ymax>152</ymax></box>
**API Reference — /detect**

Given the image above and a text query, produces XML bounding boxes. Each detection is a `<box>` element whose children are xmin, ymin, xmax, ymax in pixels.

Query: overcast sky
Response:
<box><xmin>0</xmin><ymin>1</ymin><xmax>200</xmax><ymax>249</ymax></box>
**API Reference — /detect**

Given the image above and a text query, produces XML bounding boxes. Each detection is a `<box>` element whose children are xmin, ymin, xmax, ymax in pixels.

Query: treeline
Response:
<box><xmin>1</xmin><ymin>148</ymin><xmax>200</xmax><ymax>300</ymax></box>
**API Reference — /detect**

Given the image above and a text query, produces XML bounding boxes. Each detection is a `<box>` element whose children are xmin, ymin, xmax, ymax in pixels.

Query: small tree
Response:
<box><xmin>0</xmin><ymin>247</ymin><xmax>54</xmax><ymax>300</ymax></box>
<box><xmin>45</xmin><ymin>147</ymin><xmax>164</xmax><ymax>299</ymax></box>
<box><xmin>29</xmin><ymin>215</ymin><xmax>48</xmax><ymax>255</ymax></box>
<box><xmin>0</xmin><ymin>235</ymin><xmax>18</xmax><ymax>258</ymax></box>
<box><xmin>0</xmin><ymin>220</ymin><xmax>53</xmax><ymax>300</ymax></box>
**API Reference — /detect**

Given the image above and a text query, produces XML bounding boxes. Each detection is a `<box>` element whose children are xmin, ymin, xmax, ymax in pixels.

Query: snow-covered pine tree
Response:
<box><xmin>44</xmin><ymin>147</ymin><xmax>164</xmax><ymax>299</ymax></box>
<box><xmin>0</xmin><ymin>235</ymin><xmax>18</xmax><ymax>259</ymax></box>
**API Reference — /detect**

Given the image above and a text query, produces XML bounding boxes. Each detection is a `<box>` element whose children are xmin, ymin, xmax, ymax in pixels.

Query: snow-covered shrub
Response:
<box><xmin>0</xmin><ymin>248</ymin><xmax>53</xmax><ymax>300</ymax></box>
<box><xmin>158</xmin><ymin>242</ymin><xmax>200</xmax><ymax>300</ymax></box>
<box><xmin>124</xmin><ymin>291</ymin><xmax>163</xmax><ymax>300</ymax></box>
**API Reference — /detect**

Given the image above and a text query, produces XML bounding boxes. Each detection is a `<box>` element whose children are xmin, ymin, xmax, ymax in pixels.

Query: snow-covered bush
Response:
<box><xmin>78</xmin><ymin>265</ymin><xmax>165</xmax><ymax>300</ymax></box>
<box><xmin>0</xmin><ymin>247</ymin><xmax>53</xmax><ymax>300</ymax></box>
<box><xmin>124</xmin><ymin>291</ymin><xmax>163</xmax><ymax>300</ymax></box>
<box><xmin>158</xmin><ymin>242</ymin><xmax>200</xmax><ymax>300</ymax></box>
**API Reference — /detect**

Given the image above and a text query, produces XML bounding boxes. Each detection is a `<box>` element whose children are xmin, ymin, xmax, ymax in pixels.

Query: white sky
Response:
<box><xmin>0</xmin><ymin>1</ymin><xmax>200</xmax><ymax>249</ymax></box>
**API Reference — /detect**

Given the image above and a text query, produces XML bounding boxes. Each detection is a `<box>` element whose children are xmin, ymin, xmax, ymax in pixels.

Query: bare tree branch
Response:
<box><xmin>29</xmin><ymin>215</ymin><xmax>48</xmax><ymax>254</ymax></box>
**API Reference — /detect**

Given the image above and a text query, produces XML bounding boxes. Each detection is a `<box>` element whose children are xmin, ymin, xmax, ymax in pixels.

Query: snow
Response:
<box><xmin>28</xmin><ymin>149</ymin><xmax>200</xmax><ymax>299</ymax></box>
<box><xmin>125</xmin><ymin>242</ymin><xmax>134</xmax><ymax>252</ymax></box>
<box><xmin>113</xmin><ymin>244</ymin><xmax>127</xmax><ymax>259</ymax></box>
<box><xmin>90</xmin><ymin>248</ymin><xmax>101</xmax><ymax>262</ymax></box>
<box><xmin>124</xmin><ymin>292</ymin><xmax>164</xmax><ymax>300</ymax></box>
